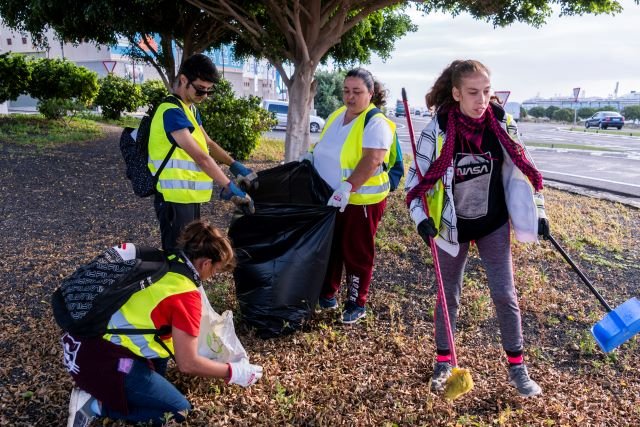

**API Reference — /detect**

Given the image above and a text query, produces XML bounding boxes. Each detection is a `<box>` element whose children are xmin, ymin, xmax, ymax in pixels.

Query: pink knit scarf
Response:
<box><xmin>406</xmin><ymin>105</ymin><xmax>543</xmax><ymax>207</ymax></box>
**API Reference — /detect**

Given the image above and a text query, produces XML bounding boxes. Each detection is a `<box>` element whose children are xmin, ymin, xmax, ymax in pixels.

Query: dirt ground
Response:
<box><xmin>1</xmin><ymin>128</ymin><xmax>639</xmax><ymax>426</ymax></box>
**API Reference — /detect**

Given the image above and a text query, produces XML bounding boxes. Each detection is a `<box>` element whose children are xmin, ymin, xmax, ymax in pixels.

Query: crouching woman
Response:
<box><xmin>62</xmin><ymin>220</ymin><xmax>263</xmax><ymax>426</ymax></box>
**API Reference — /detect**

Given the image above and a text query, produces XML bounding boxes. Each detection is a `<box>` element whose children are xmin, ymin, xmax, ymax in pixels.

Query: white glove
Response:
<box><xmin>327</xmin><ymin>181</ymin><xmax>352</xmax><ymax>213</ymax></box>
<box><xmin>227</xmin><ymin>359</ymin><xmax>263</xmax><ymax>387</ymax></box>
<box><xmin>299</xmin><ymin>151</ymin><xmax>314</xmax><ymax>165</ymax></box>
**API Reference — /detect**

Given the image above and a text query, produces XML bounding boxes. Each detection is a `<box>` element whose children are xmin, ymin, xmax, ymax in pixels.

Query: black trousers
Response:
<box><xmin>153</xmin><ymin>193</ymin><xmax>200</xmax><ymax>253</ymax></box>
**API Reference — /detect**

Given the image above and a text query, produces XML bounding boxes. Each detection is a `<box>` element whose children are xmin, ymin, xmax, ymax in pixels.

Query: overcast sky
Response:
<box><xmin>364</xmin><ymin>0</ymin><xmax>640</xmax><ymax>107</ymax></box>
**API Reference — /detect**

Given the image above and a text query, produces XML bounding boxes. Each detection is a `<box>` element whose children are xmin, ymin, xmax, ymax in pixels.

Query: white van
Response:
<box><xmin>262</xmin><ymin>100</ymin><xmax>325</xmax><ymax>133</ymax></box>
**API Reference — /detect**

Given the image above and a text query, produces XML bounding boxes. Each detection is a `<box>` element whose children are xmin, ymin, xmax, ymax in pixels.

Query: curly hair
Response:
<box><xmin>425</xmin><ymin>60</ymin><xmax>490</xmax><ymax>110</ymax></box>
<box><xmin>177</xmin><ymin>220</ymin><xmax>236</xmax><ymax>272</ymax></box>
<box><xmin>345</xmin><ymin>67</ymin><xmax>387</xmax><ymax>108</ymax></box>
<box><xmin>178</xmin><ymin>53</ymin><xmax>220</xmax><ymax>84</ymax></box>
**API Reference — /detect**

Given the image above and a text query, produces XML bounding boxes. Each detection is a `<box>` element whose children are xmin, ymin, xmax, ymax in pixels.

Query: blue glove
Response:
<box><xmin>230</xmin><ymin>161</ymin><xmax>258</xmax><ymax>191</ymax></box>
<box><xmin>220</xmin><ymin>181</ymin><xmax>255</xmax><ymax>214</ymax></box>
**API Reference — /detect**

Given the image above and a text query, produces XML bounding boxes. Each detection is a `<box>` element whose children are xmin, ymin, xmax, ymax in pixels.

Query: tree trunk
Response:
<box><xmin>284</xmin><ymin>62</ymin><xmax>317</xmax><ymax>162</ymax></box>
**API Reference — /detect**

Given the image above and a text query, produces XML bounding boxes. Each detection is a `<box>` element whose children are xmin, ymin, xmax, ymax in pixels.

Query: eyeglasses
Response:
<box><xmin>188</xmin><ymin>81</ymin><xmax>214</xmax><ymax>96</ymax></box>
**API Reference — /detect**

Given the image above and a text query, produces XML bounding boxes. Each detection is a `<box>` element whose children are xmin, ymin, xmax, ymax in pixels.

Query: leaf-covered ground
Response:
<box><xmin>0</xmin><ymin>128</ymin><xmax>638</xmax><ymax>426</ymax></box>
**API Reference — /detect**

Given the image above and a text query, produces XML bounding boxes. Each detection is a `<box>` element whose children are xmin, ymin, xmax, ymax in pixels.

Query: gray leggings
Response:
<box><xmin>434</xmin><ymin>222</ymin><xmax>523</xmax><ymax>353</ymax></box>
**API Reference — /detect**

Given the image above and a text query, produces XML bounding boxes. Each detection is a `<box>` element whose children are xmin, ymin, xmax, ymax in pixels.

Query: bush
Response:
<box><xmin>29</xmin><ymin>58</ymin><xmax>98</xmax><ymax>119</ymax></box>
<box><xmin>528</xmin><ymin>106</ymin><xmax>546</xmax><ymax>118</ymax></box>
<box><xmin>198</xmin><ymin>79</ymin><xmax>277</xmax><ymax>160</ymax></box>
<box><xmin>577</xmin><ymin>107</ymin><xmax>597</xmax><ymax>119</ymax></box>
<box><xmin>141</xmin><ymin>80</ymin><xmax>169</xmax><ymax>113</ymax></box>
<box><xmin>30</xmin><ymin>58</ymin><xmax>98</xmax><ymax>104</ymax></box>
<box><xmin>545</xmin><ymin>105</ymin><xmax>559</xmax><ymax>119</ymax></box>
<box><xmin>37</xmin><ymin>98</ymin><xmax>86</xmax><ymax>120</ymax></box>
<box><xmin>622</xmin><ymin>105</ymin><xmax>640</xmax><ymax>121</ymax></box>
<box><xmin>552</xmin><ymin>108</ymin><xmax>575</xmax><ymax>123</ymax></box>
<box><xmin>314</xmin><ymin>70</ymin><xmax>345</xmax><ymax>119</ymax></box>
<box><xmin>94</xmin><ymin>75</ymin><xmax>145</xmax><ymax>120</ymax></box>
<box><xmin>0</xmin><ymin>53</ymin><xmax>31</xmax><ymax>103</ymax></box>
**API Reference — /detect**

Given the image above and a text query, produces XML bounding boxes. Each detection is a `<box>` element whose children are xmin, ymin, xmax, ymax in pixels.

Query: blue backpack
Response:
<box><xmin>364</xmin><ymin>108</ymin><xmax>404</xmax><ymax>191</ymax></box>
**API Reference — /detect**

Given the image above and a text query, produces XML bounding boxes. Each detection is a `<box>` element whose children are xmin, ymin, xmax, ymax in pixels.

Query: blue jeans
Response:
<box><xmin>101</xmin><ymin>359</ymin><xmax>191</xmax><ymax>425</ymax></box>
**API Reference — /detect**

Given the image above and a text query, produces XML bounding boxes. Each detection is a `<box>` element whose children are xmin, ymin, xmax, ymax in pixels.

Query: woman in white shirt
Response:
<box><xmin>305</xmin><ymin>68</ymin><xmax>396</xmax><ymax>324</ymax></box>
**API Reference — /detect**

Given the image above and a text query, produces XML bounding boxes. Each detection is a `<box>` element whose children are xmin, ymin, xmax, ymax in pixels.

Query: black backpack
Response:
<box><xmin>119</xmin><ymin>96</ymin><xmax>184</xmax><ymax>197</ymax></box>
<box><xmin>52</xmin><ymin>244</ymin><xmax>194</xmax><ymax>358</ymax></box>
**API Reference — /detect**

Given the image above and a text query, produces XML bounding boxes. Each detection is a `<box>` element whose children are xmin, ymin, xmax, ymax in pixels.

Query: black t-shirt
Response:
<box><xmin>452</xmin><ymin>128</ymin><xmax>509</xmax><ymax>243</ymax></box>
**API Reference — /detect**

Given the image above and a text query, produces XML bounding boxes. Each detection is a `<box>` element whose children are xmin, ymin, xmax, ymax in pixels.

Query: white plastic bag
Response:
<box><xmin>197</xmin><ymin>287</ymin><xmax>248</xmax><ymax>363</ymax></box>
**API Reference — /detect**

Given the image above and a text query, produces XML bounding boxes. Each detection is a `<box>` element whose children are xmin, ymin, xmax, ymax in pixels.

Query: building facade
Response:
<box><xmin>522</xmin><ymin>92</ymin><xmax>640</xmax><ymax>111</ymax></box>
<box><xmin>0</xmin><ymin>21</ymin><xmax>281</xmax><ymax>110</ymax></box>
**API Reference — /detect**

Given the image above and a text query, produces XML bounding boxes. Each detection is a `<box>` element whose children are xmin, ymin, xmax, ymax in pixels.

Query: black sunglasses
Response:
<box><xmin>188</xmin><ymin>80</ymin><xmax>213</xmax><ymax>96</ymax></box>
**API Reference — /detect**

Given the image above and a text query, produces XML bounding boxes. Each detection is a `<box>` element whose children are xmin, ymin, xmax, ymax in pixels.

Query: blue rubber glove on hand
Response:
<box><xmin>220</xmin><ymin>181</ymin><xmax>255</xmax><ymax>214</ymax></box>
<box><xmin>230</xmin><ymin>161</ymin><xmax>258</xmax><ymax>191</ymax></box>
<box><xmin>534</xmin><ymin>193</ymin><xmax>549</xmax><ymax>238</ymax></box>
<box><xmin>327</xmin><ymin>181</ymin><xmax>352</xmax><ymax>213</ymax></box>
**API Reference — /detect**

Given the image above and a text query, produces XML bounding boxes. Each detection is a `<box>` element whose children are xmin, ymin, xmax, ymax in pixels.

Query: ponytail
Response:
<box><xmin>177</xmin><ymin>220</ymin><xmax>236</xmax><ymax>272</ymax></box>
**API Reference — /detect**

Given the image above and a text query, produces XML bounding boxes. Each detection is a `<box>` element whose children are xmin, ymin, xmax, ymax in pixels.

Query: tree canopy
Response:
<box><xmin>187</xmin><ymin>0</ymin><xmax>632</xmax><ymax>160</ymax></box>
<box><xmin>0</xmin><ymin>0</ymin><xmax>234</xmax><ymax>88</ymax></box>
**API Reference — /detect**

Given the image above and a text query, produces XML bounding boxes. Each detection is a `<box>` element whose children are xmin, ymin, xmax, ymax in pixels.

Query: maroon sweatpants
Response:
<box><xmin>321</xmin><ymin>198</ymin><xmax>387</xmax><ymax>307</ymax></box>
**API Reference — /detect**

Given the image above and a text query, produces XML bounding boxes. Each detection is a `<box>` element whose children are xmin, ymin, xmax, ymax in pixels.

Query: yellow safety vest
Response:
<box><xmin>315</xmin><ymin>104</ymin><xmax>396</xmax><ymax>205</ymax></box>
<box><xmin>426</xmin><ymin>134</ymin><xmax>446</xmax><ymax>230</ymax></box>
<box><xmin>103</xmin><ymin>268</ymin><xmax>198</xmax><ymax>359</ymax></box>
<box><xmin>148</xmin><ymin>99</ymin><xmax>213</xmax><ymax>203</ymax></box>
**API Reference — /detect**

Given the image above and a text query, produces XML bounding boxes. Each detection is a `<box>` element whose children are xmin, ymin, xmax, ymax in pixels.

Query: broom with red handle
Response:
<box><xmin>402</xmin><ymin>88</ymin><xmax>473</xmax><ymax>400</ymax></box>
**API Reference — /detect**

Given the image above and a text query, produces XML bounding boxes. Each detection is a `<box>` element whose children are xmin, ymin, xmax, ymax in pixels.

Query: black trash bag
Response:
<box><xmin>247</xmin><ymin>160</ymin><xmax>333</xmax><ymax>204</ymax></box>
<box><xmin>228</xmin><ymin>161</ymin><xmax>336</xmax><ymax>338</ymax></box>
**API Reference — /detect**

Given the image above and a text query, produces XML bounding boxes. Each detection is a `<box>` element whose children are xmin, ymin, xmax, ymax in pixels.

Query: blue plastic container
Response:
<box><xmin>591</xmin><ymin>297</ymin><xmax>640</xmax><ymax>353</ymax></box>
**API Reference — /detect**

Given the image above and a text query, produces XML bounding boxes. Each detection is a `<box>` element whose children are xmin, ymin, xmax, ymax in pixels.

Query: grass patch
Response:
<box><xmin>250</xmin><ymin>137</ymin><xmax>285</xmax><ymax>162</ymax></box>
<box><xmin>524</xmin><ymin>141</ymin><xmax>613</xmax><ymax>151</ymax></box>
<box><xmin>568</xmin><ymin>127</ymin><xmax>640</xmax><ymax>137</ymax></box>
<box><xmin>0</xmin><ymin>114</ymin><xmax>104</xmax><ymax>146</ymax></box>
<box><xmin>77</xmin><ymin>112</ymin><xmax>142</xmax><ymax>128</ymax></box>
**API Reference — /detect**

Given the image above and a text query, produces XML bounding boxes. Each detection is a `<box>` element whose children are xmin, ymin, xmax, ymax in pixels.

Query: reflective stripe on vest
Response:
<box><xmin>103</xmin><ymin>271</ymin><xmax>197</xmax><ymax>359</ymax></box>
<box><xmin>147</xmin><ymin>100</ymin><xmax>213</xmax><ymax>203</ymax></box>
<box><xmin>317</xmin><ymin>104</ymin><xmax>396</xmax><ymax>205</ymax></box>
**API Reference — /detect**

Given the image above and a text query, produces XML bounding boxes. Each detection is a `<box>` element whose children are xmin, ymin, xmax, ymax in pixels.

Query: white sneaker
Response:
<box><xmin>508</xmin><ymin>365</ymin><xmax>542</xmax><ymax>397</ymax></box>
<box><xmin>67</xmin><ymin>387</ymin><xmax>96</xmax><ymax>427</ymax></box>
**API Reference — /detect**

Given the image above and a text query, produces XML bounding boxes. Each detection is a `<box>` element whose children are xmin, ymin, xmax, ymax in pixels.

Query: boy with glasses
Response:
<box><xmin>148</xmin><ymin>53</ymin><xmax>256</xmax><ymax>253</ymax></box>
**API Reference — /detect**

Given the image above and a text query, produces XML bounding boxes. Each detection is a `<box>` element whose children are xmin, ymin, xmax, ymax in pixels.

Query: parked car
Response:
<box><xmin>414</xmin><ymin>108</ymin><xmax>422</xmax><ymax>116</ymax></box>
<box><xmin>422</xmin><ymin>109</ymin><xmax>432</xmax><ymax>117</ymax></box>
<box><xmin>584</xmin><ymin>111</ymin><xmax>625</xmax><ymax>130</ymax></box>
<box><xmin>395</xmin><ymin>100</ymin><xmax>405</xmax><ymax>117</ymax></box>
<box><xmin>262</xmin><ymin>100</ymin><xmax>325</xmax><ymax>133</ymax></box>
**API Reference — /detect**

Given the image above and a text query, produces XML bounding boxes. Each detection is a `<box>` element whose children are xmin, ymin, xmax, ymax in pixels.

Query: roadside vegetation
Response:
<box><xmin>568</xmin><ymin>127</ymin><xmax>640</xmax><ymax>137</ymax></box>
<box><xmin>1</xmin><ymin>127</ymin><xmax>638</xmax><ymax>426</ymax></box>
<box><xmin>523</xmin><ymin>140</ymin><xmax>616</xmax><ymax>151</ymax></box>
<box><xmin>0</xmin><ymin>114</ymin><xmax>104</xmax><ymax>146</ymax></box>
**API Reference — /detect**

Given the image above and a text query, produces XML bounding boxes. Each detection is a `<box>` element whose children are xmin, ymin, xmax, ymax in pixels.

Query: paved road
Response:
<box><xmin>391</xmin><ymin>116</ymin><xmax>640</xmax><ymax>204</ymax></box>
<box><xmin>268</xmin><ymin>117</ymin><xmax>640</xmax><ymax>205</ymax></box>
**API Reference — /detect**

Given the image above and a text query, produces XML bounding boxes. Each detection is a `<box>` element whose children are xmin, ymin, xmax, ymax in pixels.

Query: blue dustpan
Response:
<box><xmin>591</xmin><ymin>297</ymin><xmax>640</xmax><ymax>353</ymax></box>
<box><xmin>547</xmin><ymin>235</ymin><xmax>640</xmax><ymax>353</ymax></box>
